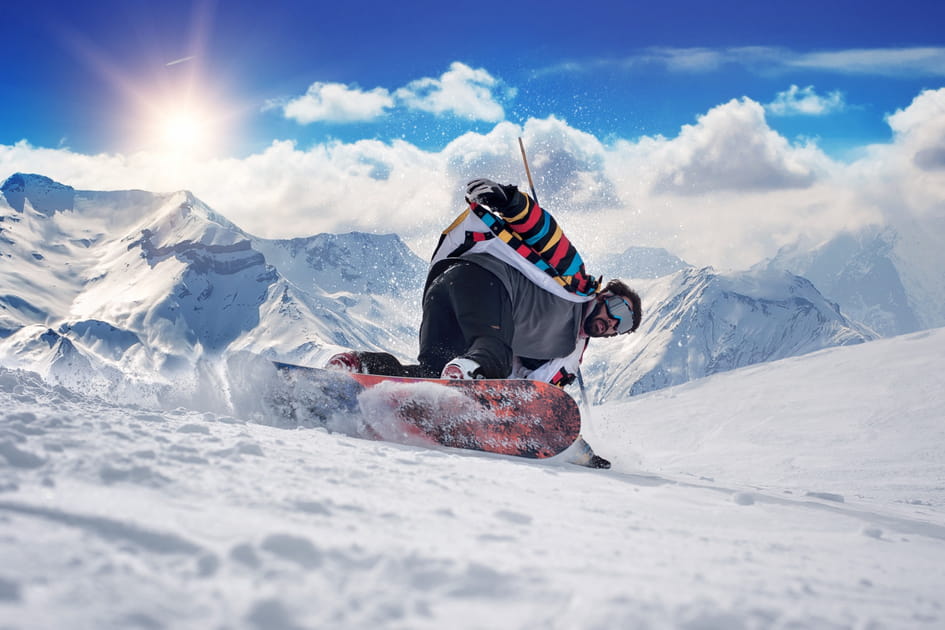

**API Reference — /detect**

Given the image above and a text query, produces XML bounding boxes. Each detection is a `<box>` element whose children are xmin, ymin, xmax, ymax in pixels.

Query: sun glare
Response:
<box><xmin>153</xmin><ymin>105</ymin><xmax>213</xmax><ymax>155</ymax></box>
<box><xmin>160</xmin><ymin>109</ymin><xmax>202</xmax><ymax>148</ymax></box>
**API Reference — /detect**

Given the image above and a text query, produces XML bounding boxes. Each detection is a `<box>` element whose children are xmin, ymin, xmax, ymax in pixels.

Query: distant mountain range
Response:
<box><xmin>760</xmin><ymin>219</ymin><xmax>945</xmax><ymax>338</ymax></box>
<box><xmin>582</xmin><ymin>266</ymin><xmax>874</xmax><ymax>401</ymax></box>
<box><xmin>2</xmin><ymin>173</ymin><xmax>932</xmax><ymax>404</ymax></box>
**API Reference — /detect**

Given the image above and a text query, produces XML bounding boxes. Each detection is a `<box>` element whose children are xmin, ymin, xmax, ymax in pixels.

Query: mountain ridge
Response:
<box><xmin>0</xmin><ymin>174</ymin><xmax>424</xmax><ymax>399</ymax></box>
<box><xmin>0</xmin><ymin>173</ymin><xmax>895</xmax><ymax>404</ymax></box>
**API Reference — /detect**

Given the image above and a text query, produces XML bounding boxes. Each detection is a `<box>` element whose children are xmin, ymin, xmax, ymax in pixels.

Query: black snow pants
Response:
<box><xmin>357</xmin><ymin>260</ymin><xmax>514</xmax><ymax>379</ymax></box>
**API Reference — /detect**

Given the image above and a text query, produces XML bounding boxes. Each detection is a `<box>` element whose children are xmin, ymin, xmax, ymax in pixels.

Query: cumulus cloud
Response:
<box><xmin>276</xmin><ymin>63</ymin><xmax>511</xmax><ymax>125</ymax></box>
<box><xmin>3</xmin><ymin>88</ymin><xmax>943</xmax><ymax>271</ymax></box>
<box><xmin>646</xmin><ymin>98</ymin><xmax>824</xmax><ymax>195</ymax></box>
<box><xmin>875</xmin><ymin>87</ymin><xmax>945</xmax><ymax>179</ymax></box>
<box><xmin>766</xmin><ymin>85</ymin><xmax>846</xmax><ymax>116</ymax></box>
<box><xmin>394</xmin><ymin>62</ymin><xmax>510</xmax><ymax>122</ymax></box>
<box><xmin>442</xmin><ymin>116</ymin><xmax>616</xmax><ymax>210</ymax></box>
<box><xmin>849</xmin><ymin>88</ymin><xmax>945</xmax><ymax>218</ymax></box>
<box><xmin>280</xmin><ymin>82</ymin><xmax>394</xmax><ymax>123</ymax></box>
<box><xmin>886</xmin><ymin>87</ymin><xmax>945</xmax><ymax>142</ymax></box>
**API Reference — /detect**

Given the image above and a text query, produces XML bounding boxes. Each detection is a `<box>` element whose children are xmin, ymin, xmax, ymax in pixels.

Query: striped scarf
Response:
<box><xmin>465</xmin><ymin>193</ymin><xmax>600</xmax><ymax>297</ymax></box>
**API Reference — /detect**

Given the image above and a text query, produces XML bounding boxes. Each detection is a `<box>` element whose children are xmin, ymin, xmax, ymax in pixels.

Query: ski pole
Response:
<box><xmin>518</xmin><ymin>137</ymin><xmax>539</xmax><ymax>205</ymax></box>
<box><xmin>520</xmin><ymin>134</ymin><xmax>590</xmax><ymax>412</ymax></box>
<box><xmin>520</xmin><ymin>136</ymin><xmax>589</xmax><ymax>413</ymax></box>
<box><xmin>575</xmin><ymin>368</ymin><xmax>592</xmax><ymax>416</ymax></box>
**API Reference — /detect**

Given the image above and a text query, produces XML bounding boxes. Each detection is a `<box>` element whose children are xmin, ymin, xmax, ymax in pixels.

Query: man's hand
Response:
<box><xmin>465</xmin><ymin>179</ymin><xmax>520</xmax><ymax>210</ymax></box>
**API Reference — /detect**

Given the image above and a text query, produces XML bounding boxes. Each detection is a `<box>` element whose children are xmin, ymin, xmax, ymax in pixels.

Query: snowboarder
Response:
<box><xmin>327</xmin><ymin>179</ymin><xmax>642</xmax><ymax>468</ymax></box>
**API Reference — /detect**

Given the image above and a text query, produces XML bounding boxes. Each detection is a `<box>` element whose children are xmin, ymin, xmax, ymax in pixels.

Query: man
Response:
<box><xmin>328</xmin><ymin>179</ymin><xmax>642</xmax><ymax>468</ymax></box>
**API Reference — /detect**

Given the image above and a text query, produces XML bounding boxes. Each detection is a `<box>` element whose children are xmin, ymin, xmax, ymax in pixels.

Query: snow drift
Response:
<box><xmin>0</xmin><ymin>323</ymin><xmax>942</xmax><ymax>629</ymax></box>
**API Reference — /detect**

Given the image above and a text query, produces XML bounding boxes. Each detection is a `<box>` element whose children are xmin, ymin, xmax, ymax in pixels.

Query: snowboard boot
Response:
<box><xmin>440</xmin><ymin>357</ymin><xmax>485</xmax><ymax>380</ymax></box>
<box><xmin>565</xmin><ymin>435</ymin><xmax>612</xmax><ymax>469</ymax></box>
<box><xmin>326</xmin><ymin>351</ymin><xmax>364</xmax><ymax>373</ymax></box>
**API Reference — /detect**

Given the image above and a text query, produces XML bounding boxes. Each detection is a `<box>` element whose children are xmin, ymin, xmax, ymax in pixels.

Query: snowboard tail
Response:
<box><xmin>271</xmin><ymin>362</ymin><xmax>581</xmax><ymax>459</ymax></box>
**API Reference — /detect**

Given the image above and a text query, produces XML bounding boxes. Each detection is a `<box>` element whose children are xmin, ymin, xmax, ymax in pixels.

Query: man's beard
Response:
<box><xmin>583</xmin><ymin>302</ymin><xmax>606</xmax><ymax>336</ymax></box>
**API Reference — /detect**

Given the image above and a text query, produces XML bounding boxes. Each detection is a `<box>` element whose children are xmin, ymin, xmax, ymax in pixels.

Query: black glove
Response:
<box><xmin>465</xmin><ymin>179</ymin><xmax>520</xmax><ymax>210</ymax></box>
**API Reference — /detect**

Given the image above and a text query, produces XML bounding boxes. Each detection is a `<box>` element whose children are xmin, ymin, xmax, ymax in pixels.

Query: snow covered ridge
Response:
<box><xmin>1</xmin><ymin>172</ymin><xmax>886</xmax><ymax>403</ymax></box>
<box><xmin>0</xmin><ymin>173</ymin><xmax>425</xmax><ymax>402</ymax></box>
<box><xmin>0</xmin><ymin>173</ymin><xmax>75</xmax><ymax>215</ymax></box>
<box><xmin>584</xmin><ymin>266</ymin><xmax>874</xmax><ymax>401</ymax></box>
<box><xmin>762</xmin><ymin>219</ymin><xmax>945</xmax><ymax>338</ymax></box>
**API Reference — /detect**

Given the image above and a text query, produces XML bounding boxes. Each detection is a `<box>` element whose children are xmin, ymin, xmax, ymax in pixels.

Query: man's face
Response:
<box><xmin>584</xmin><ymin>299</ymin><xmax>621</xmax><ymax>338</ymax></box>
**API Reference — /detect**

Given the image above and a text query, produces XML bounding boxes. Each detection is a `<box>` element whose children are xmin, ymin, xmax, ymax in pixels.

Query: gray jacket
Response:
<box><xmin>461</xmin><ymin>253</ymin><xmax>586</xmax><ymax>362</ymax></box>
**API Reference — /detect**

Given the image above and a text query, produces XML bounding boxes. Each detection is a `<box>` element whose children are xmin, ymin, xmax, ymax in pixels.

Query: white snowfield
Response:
<box><xmin>1</xmin><ymin>328</ymin><xmax>943</xmax><ymax>629</ymax></box>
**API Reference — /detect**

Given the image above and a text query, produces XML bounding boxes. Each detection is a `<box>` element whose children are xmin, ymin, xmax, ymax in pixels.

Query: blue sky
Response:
<box><xmin>4</xmin><ymin>0</ymin><xmax>944</xmax><ymax>158</ymax></box>
<box><xmin>2</xmin><ymin>0</ymin><xmax>944</xmax><ymax>269</ymax></box>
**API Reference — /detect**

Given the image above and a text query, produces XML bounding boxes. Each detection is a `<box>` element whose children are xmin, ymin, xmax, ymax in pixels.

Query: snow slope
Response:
<box><xmin>1</xmin><ymin>327</ymin><xmax>943</xmax><ymax>629</ymax></box>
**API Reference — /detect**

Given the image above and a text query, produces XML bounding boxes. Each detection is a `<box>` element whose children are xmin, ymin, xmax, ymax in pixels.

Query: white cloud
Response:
<box><xmin>644</xmin><ymin>98</ymin><xmax>825</xmax><ymax>195</ymax></box>
<box><xmin>277</xmin><ymin>62</ymin><xmax>510</xmax><ymax>125</ymax></box>
<box><xmin>436</xmin><ymin>117</ymin><xmax>619</xmax><ymax>229</ymax></box>
<box><xmin>790</xmin><ymin>47</ymin><xmax>945</xmax><ymax>77</ymax></box>
<box><xmin>3</xmin><ymin>89</ymin><xmax>943</xmax><ymax>271</ymax></box>
<box><xmin>395</xmin><ymin>62</ymin><xmax>509</xmax><ymax>122</ymax></box>
<box><xmin>642</xmin><ymin>47</ymin><xmax>730</xmax><ymax>72</ymax></box>
<box><xmin>766</xmin><ymin>85</ymin><xmax>846</xmax><ymax>116</ymax></box>
<box><xmin>852</xmin><ymin>88</ymin><xmax>945</xmax><ymax>216</ymax></box>
<box><xmin>280</xmin><ymin>82</ymin><xmax>394</xmax><ymax>123</ymax></box>
<box><xmin>886</xmin><ymin>88</ymin><xmax>945</xmax><ymax>141</ymax></box>
<box><xmin>538</xmin><ymin>46</ymin><xmax>945</xmax><ymax>78</ymax></box>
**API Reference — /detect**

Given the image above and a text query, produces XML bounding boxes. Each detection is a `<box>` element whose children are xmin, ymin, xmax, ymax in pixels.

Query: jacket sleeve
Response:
<box><xmin>515</xmin><ymin>338</ymin><xmax>589</xmax><ymax>387</ymax></box>
<box><xmin>491</xmin><ymin>193</ymin><xmax>599</xmax><ymax>297</ymax></box>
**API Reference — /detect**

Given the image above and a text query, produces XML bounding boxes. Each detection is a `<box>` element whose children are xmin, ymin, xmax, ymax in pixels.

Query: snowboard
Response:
<box><xmin>271</xmin><ymin>362</ymin><xmax>582</xmax><ymax>459</ymax></box>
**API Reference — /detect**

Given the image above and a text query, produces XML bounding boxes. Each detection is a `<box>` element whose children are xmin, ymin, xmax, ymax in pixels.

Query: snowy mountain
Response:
<box><xmin>583</xmin><ymin>266</ymin><xmax>875</xmax><ymax>401</ymax></box>
<box><xmin>1</xmin><ymin>322</ymin><xmax>943</xmax><ymax>628</ymax></box>
<box><xmin>2</xmin><ymin>173</ymin><xmax>883</xmax><ymax>405</ymax></box>
<box><xmin>593</xmin><ymin>245</ymin><xmax>691</xmax><ymax>279</ymax></box>
<box><xmin>762</xmin><ymin>218</ymin><xmax>945</xmax><ymax>338</ymax></box>
<box><xmin>0</xmin><ymin>173</ymin><xmax>424</xmax><ymax>402</ymax></box>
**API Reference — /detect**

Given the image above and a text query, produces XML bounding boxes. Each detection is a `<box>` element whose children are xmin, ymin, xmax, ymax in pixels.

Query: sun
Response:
<box><xmin>160</xmin><ymin>109</ymin><xmax>204</xmax><ymax>148</ymax></box>
<box><xmin>151</xmin><ymin>103</ymin><xmax>217</xmax><ymax>155</ymax></box>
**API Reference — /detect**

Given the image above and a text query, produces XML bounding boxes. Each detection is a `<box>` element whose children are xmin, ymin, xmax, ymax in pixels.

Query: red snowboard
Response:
<box><xmin>272</xmin><ymin>362</ymin><xmax>581</xmax><ymax>459</ymax></box>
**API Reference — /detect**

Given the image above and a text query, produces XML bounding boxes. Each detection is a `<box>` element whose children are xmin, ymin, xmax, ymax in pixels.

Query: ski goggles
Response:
<box><xmin>603</xmin><ymin>294</ymin><xmax>635</xmax><ymax>334</ymax></box>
